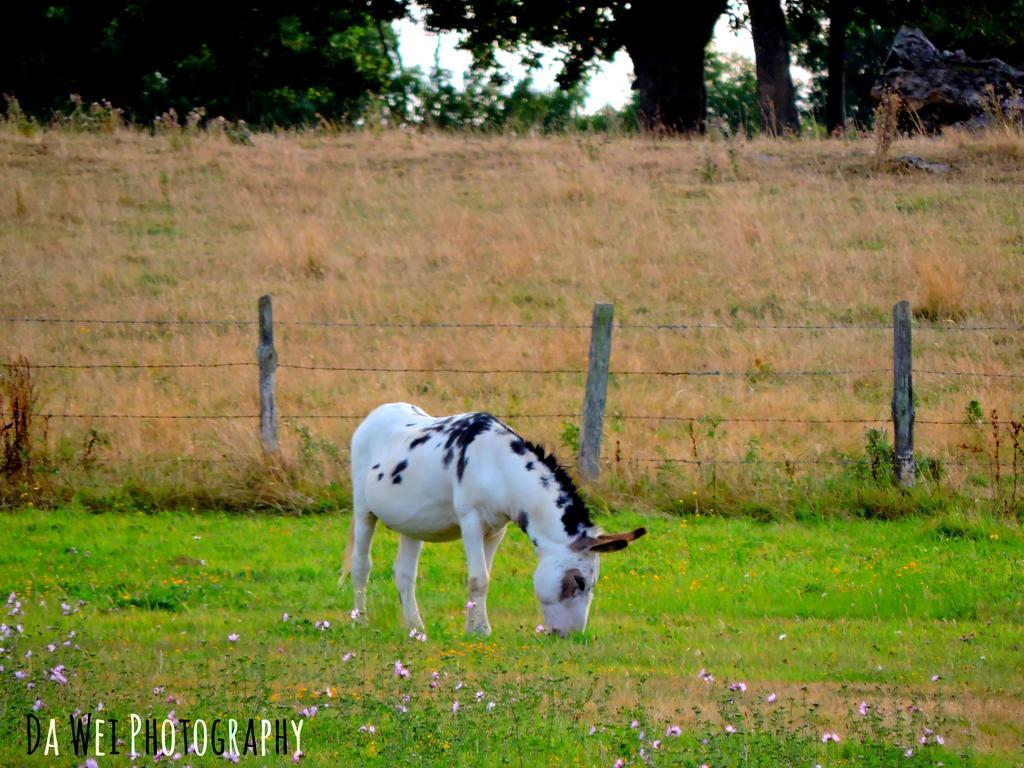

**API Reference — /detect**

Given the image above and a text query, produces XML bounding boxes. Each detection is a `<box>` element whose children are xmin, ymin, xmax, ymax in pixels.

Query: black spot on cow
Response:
<box><xmin>427</xmin><ymin>417</ymin><xmax>453</xmax><ymax>434</ymax></box>
<box><xmin>510</xmin><ymin>439</ymin><xmax>528</xmax><ymax>455</ymax></box>
<box><xmin>372</xmin><ymin>463</ymin><xmax>380</xmax><ymax>470</ymax></box>
<box><xmin>377</xmin><ymin>473</ymin><xmax>383</xmax><ymax>481</ymax></box>
<box><xmin>391</xmin><ymin>459</ymin><xmax>408</xmax><ymax>484</ymax></box>
<box><xmin>540</xmin><ymin>474</ymin><xmax>551</xmax><ymax>489</ymax></box>
<box><xmin>555</xmin><ymin>492</ymin><xmax>572</xmax><ymax>509</ymax></box>
<box><xmin>525</xmin><ymin>461</ymin><xmax>534</xmax><ymax>471</ymax></box>
<box><xmin>393</xmin><ymin>475</ymin><xmax>402</xmax><ymax>484</ymax></box>
<box><xmin>531</xmin><ymin>537</ymin><xmax>539</xmax><ymax>548</ymax></box>
<box><xmin>409</xmin><ymin>434</ymin><xmax>430</xmax><ymax>450</ymax></box>
<box><xmin>442</xmin><ymin>412</ymin><xmax>496</xmax><ymax>482</ymax></box>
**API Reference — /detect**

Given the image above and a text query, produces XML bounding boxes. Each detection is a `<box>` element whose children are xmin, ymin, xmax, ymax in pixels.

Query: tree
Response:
<box><xmin>786</xmin><ymin>0</ymin><xmax>860</xmax><ymax>133</ymax></box>
<box><xmin>747</xmin><ymin>0</ymin><xmax>800</xmax><ymax>135</ymax></box>
<box><xmin>416</xmin><ymin>0</ymin><xmax>729</xmax><ymax>133</ymax></box>
<box><xmin>0</xmin><ymin>1</ymin><xmax>408</xmax><ymax>125</ymax></box>
<box><xmin>823</xmin><ymin>0</ymin><xmax>851</xmax><ymax>133</ymax></box>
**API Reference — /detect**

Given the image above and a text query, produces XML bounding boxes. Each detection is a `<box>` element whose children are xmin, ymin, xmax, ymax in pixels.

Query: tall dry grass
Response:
<box><xmin>1</xmin><ymin>124</ymin><xmax>1022</xmax><ymax>507</ymax></box>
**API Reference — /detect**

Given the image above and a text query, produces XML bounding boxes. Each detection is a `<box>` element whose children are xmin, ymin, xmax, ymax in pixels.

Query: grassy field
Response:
<box><xmin>0</xmin><ymin>507</ymin><xmax>1022</xmax><ymax>765</ymax></box>
<box><xmin>1</xmin><ymin>123</ymin><xmax>1023</xmax><ymax>513</ymax></box>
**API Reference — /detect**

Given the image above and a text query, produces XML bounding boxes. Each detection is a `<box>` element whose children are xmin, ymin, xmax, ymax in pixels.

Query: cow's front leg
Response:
<box><xmin>394</xmin><ymin>534</ymin><xmax>425</xmax><ymax>630</ymax></box>
<box><xmin>459</xmin><ymin>515</ymin><xmax>491</xmax><ymax>636</ymax></box>
<box><xmin>484</xmin><ymin>525</ymin><xmax>506</xmax><ymax>573</ymax></box>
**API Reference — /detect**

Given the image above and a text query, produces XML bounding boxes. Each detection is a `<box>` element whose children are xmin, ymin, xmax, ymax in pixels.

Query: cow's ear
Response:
<box><xmin>604</xmin><ymin>527</ymin><xmax>646</xmax><ymax>543</ymax></box>
<box><xmin>572</xmin><ymin>527</ymin><xmax>646</xmax><ymax>553</ymax></box>
<box><xmin>587</xmin><ymin>538</ymin><xmax>628</xmax><ymax>553</ymax></box>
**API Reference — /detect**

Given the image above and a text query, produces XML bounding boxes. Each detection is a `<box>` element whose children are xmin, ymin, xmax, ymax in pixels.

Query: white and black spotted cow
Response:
<box><xmin>340</xmin><ymin>402</ymin><xmax>646</xmax><ymax>636</ymax></box>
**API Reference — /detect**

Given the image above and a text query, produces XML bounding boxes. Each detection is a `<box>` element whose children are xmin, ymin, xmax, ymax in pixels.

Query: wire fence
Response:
<box><xmin>4</xmin><ymin>316</ymin><xmax>1024</xmax><ymax>332</ymax></box>
<box><xmin>3</xmin><ymin>302</ymin><xmax>1023</xmax><ymax>489</ymax></box>
<box><xmin>7</xmin><ymin>360</ymin><xmax>1024</xmax><ymax>379</ymax></box>
<box><xmin>30</xmin><ymin>412</ymin><xmax>1018</xmax><ymax>426</ymax></box>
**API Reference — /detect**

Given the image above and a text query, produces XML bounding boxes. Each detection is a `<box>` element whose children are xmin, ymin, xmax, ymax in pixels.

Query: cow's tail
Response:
<box><xmin>340</xmin><ymin>404</ymin><xmax>387</xmax><ymax>588</ymax></box>
<box><xmin>340</xmin><ymin>416</ymin><xmax>368</xmax><ymax>588</ymax></box>
<box><xmin>338</xmin><ymin>514</ymin><xmax>355</xmax><ymax>588</ymax></box>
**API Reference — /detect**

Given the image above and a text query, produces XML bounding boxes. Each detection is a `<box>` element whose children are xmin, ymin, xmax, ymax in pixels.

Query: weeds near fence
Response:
<box><xmin>982</xmin><ymin>84</ymin><xmax>1024</xmax><ymax>134</ymax></box>
<box><xmin>873</xmin><ymin>89</ymin><xmax>902</xmax><ymax>169</ymax></box>
<box><xmin>982</xmin><ymin>408</ymin><xmax>1024</xmax><ymax>518</ymax></box>
<box><xmin>1</xmin><ymin>356</ymin><xmax>34</xmax><ymax>484</ymax></box>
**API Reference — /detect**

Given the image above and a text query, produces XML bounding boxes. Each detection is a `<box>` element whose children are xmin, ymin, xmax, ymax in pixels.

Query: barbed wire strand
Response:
<box><xmin>58</xmin><ymin>455</ymin><xmax>1011</xmax><ymax>468</ymax></box>
<box><xmin>82</xmin><ymin>457</ymin><xmax>250</xmax><ymax>465</ymax></box>
<box><xmin>4</xmin><ymin>362</ymin><xmax>254</xmax><ymax>370</ymax></box>
<box><xmin>3</xmin><ymin>316</ymin><xmax>1023</xmax><ymax>332</ymax></box>
<box><xmin>11</xmin><ymin>361</ymin><xmax>1023</xmax><ymax>379</ymax></box>
<box><xmin>622</xmin><ymin>456</ymin><xmax>1009</xmax><ymax>467</ymax></box>
<box><xmin>2</xmin><ymin>362</ymin><xmax>888</xmax><ymax>376</ymax></box>
<box><xmin>34</xmin><ymin>412</ymin><xmax>1017</xmax><ymax>426</ymax></box>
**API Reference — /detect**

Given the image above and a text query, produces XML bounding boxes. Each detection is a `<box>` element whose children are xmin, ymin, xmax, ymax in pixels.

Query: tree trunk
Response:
<box><xmin>748</xmin><ymin>0</ymin><xmax>800</xmax><ymax>135</ymax></box>
<box><xmin>623</xmin><ymin>1</ymin><xmax>728</xmax><ymax>133</ymax></box>
<box><xmin>825</xmin><ymin>0</ymin><xmax>849</xmax><ymax>134</ymax></box>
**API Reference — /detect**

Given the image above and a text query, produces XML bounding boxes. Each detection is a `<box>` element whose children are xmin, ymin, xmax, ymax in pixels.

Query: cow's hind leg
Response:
<box><xmin>350</xmin><ymin>509</ymin><xmax>377</xmax><ymax>621</ymax></box>
<box><xmin>394</xmin><ymin>534</ymin><xmax>425</xmax><ymax>630</ymax></box>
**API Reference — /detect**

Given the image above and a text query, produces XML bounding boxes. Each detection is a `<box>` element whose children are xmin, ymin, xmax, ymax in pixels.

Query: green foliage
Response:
<box><xmin>6</xmin><ymin>2</ymin><xmax>1023</xmax><ymax>133</ymax></box>
<box><xmin>0</xmin><ymin>2</ymin><xmax>407</xmax><ymax>126</ymax></box>
<box><xmin>965</xmin><ymin>399</ymin><xmax>985</xmax><ymax>426</ymax></box>
<box><xmin>705</xmin><ymin>49</ymin><xmax>761</xmax><ymax>135</ymax></box>
<box><xmin>406</xmin><ymin>67</ymin><xmax>587</xmax><ymax>132</ymax></box>
<box><xmin>863</xmin><ymin>427</ymin><xmax>895</xmax><ymax>485</ymax></box>
<box><xmin>418</xmin><ymin>1</ymin><xmax>633</xmax><ymax>91</ymax></box>
<box><xmin>559</xmin><ymin>420</ymin><xmax>581</xmax><ymax>454</ymax></box>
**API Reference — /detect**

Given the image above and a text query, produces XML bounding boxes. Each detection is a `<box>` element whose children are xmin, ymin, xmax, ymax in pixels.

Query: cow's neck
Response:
<box><xmin>509</xmin><ymin>439</ymin><xmax>593</xmax><ymax>554</ymax></box>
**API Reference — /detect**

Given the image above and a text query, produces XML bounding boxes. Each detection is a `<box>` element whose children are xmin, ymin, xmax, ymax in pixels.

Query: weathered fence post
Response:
<box><xmin>579</xmin><ymin>302</ymin><xmax>614</xmax><ymax>482</ymax></box>
<box><xmin>892</xmin><ymin>300</ymin><xmax>915</xmax><ymax>487</ymax></box>
<box><xmin>257</xmin><ymin>294</ymin><xmax>280</xmax><ymax>460</ymax></box>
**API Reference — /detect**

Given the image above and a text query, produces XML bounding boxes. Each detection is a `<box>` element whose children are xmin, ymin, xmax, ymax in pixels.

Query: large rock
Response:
<box><xmin>873</xmin><ymin>27</ymin><xmax>1024</xmax><ymax>130</ymax></box>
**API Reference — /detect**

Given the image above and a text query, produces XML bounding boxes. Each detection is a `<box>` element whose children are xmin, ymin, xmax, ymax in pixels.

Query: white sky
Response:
<box><xmin>396</xmin><ymin>11</ymin><xmax>758</xmax><ymax>114</ymax></box>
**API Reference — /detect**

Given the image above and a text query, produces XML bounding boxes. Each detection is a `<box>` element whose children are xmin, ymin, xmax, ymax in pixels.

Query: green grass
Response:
<box><xmin>1</xmin><ymin>507</ymin><xmax>1022</xmax><ymax>766</ymax></box>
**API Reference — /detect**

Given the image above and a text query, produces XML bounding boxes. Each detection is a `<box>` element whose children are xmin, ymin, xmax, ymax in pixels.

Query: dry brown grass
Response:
<box><xmin>1</xmin><ymin>126</ymin><xmax>1023</xmax><ymax>504</ymax></box>
<box><xmin>602</xmin><ymin>679</ymin><xmax>1024</xmax><ymax>755</ymax></box>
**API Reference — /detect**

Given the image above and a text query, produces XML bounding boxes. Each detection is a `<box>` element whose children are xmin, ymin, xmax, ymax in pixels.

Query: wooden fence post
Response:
<box><xmin>258</xmin><ymin>294</ymin><xmax>280</xmax><ymax>460</ymax></box>
<box><xmin>892</xmin><ymin>300</ymin><xmax>915</xmax><ymax>487</ymax></box>
<box><xmin>579</xmin><ymin>302</ymin><xmax>614</xmax><ymax>482</ymax></box>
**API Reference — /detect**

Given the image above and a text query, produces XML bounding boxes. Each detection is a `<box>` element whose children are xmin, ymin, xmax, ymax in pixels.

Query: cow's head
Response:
<box><xmin>533</xmin><ymin>527</ymin><xmax>646</xmax><ymax>636</ymax></box>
